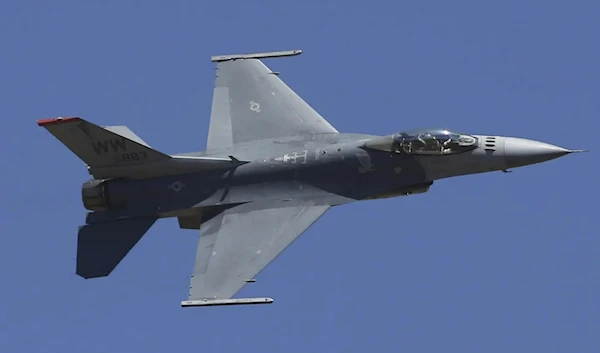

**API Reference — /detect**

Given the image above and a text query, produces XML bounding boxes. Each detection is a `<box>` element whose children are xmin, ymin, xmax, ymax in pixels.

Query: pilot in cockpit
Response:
<box><xmin>393</xmin><ymin>130</ymin><xmax>477</xmax><ymax>156</ymax></box>
<box><xmin>416</xmin><ymin>133</ymin><xmax>444</xmax><ymax>154</ymax></box>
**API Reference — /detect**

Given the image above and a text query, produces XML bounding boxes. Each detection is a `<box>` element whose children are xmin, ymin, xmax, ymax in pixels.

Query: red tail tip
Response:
<box><xmin>37</xmin><ymin>117</ymin><xmax>82</xmax><ymax>126</ymax></box>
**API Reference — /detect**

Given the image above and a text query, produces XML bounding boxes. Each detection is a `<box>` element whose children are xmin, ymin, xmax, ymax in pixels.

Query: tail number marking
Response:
<box><xmin>111</xmin><ymin>152</ymin><xmax>148</xmax><ymax>163</ymax></box>
<box><xmin>121</xmin><ymin>152</ymin><xmax>147</xmax><ymax>162</ymax></box>
<box><xmin>92</xmin><ymin>138</ymin><xmax>148</xmax><ymax>163</ymax></box>
<box><xmin>92</xmin><ymin>138</ymin><xmax>128</xmax><ymax>154</ymax></box>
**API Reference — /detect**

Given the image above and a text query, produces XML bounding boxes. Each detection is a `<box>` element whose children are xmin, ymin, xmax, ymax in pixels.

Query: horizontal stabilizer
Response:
<box><xmin>76</xmin><ymin>217</ymin><xmax>157</xmax><ymax>279</ymax></box>
<box><xmin>181</xmin><ymin>297</ymin><xmax>273</xmax><ymax>307</ymax></box>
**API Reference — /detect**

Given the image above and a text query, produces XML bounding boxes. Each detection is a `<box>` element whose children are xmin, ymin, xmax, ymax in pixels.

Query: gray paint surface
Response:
<box><xmin>37</xmin><ymin>50</ymin><xmax>585</xmax><ymax>304</ymax></box>
<box><xmin>207</xmin><ymin>57</ymin><xmax>337</xmax><ymax>150</ymax></box>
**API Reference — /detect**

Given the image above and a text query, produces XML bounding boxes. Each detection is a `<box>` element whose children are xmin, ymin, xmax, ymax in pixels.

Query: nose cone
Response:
<box><xmin>504</xmin><ymin>137</ymin><xmax>576</xmax><ymax>168</ymax></box>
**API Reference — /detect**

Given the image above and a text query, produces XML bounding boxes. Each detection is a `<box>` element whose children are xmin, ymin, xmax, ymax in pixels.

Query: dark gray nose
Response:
<box><xmin>504</xmin><ymin>137</ymin><xmax>576</xmax><ymax>168</ymax></box>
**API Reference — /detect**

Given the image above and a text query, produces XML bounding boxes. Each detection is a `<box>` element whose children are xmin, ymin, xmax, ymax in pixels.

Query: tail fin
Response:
<box><xmin>37</xmin><ymin>117</ymin><xmax>170</xmax><ymax>170</ymax></box>
<box><xmin>38</xmin><ymin>116</ymin><xmax>249</xmax><ymax>179</ymax></box>
<box><xmin>76</xmin><ymin>217</ymin><xmax>157</xmax><ymax>279</ymax></box>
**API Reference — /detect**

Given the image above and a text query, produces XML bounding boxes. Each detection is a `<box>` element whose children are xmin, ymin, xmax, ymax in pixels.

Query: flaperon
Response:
<box><xmin>37</xmin><ymin>49</ymin><xmax>586</xmax><ymax>307</ymax></box>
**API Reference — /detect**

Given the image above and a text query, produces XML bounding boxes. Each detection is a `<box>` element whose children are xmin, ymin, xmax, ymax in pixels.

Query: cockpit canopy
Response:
<box><xmin>393</xmin><ymin>129</ymin><xmax>477</xmax><ymax>155</ymax></box>
<box><xmin>364</xmin><ymin>129</ymin><xmax>478</xmax><ymax>155</ymax></box>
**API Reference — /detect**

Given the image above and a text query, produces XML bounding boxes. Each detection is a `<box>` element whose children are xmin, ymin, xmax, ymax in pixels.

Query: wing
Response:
<box><xmin>183</xmin><ymin>203</ymin><xmax>330</xmax><ymax>305</ymax></box>
<box><xmin>206</xmin><ymin>50</ymin><xmax>338</xmax><ymax>150</ymax></box>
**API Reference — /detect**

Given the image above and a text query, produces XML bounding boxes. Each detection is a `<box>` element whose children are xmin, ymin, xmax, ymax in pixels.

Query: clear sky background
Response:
<box><xmin>1</xmin><ymin>1</ymin><xmax>598</xmax><ymax>352</ymax></box>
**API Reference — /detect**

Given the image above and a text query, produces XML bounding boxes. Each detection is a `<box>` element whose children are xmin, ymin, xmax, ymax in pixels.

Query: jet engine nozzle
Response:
<box><xmin>81</xmin><ymin>179</ymin><xmax>110</xmax><ymax>211</ymax></box>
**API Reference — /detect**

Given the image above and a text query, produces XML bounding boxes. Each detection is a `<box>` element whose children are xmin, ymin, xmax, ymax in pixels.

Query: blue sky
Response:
<box><xmin>1</xmin><ymin>1</ymin><xmax>598</xmax><ymax>352</ymax></box>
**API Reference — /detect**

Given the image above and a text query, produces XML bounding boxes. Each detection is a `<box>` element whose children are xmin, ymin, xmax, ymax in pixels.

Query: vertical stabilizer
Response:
<box><xmin>37</xmin><ymin>117</ymin><xmax>170</xmax><ymax>169</ymax></box>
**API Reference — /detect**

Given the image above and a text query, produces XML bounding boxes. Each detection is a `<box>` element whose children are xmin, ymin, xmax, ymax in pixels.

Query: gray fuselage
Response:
<box><xmin>83</xmin><ymin>131</ymin><xmax>573</xmax><ymax>225</ymax></box>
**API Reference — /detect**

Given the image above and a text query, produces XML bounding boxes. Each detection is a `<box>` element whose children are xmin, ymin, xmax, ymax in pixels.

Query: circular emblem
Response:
<box><xmin>249</xmin><ymin>101</ymin><xmax>261</xmax><ymax>113</ymax></box>
<box><xmin>168</xmin><ymin>181</ymin><xmax>185</xmax><ymax>192</ymax></box>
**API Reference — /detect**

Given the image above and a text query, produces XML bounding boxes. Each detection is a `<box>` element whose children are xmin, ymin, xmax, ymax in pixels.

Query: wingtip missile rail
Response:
<box><xmin>181</xmin><ymin>297</ymin><xmax>274</xmax><ymax>307</ymax></box>
<box><xmin>211</xmin><ymin>49</ymin><xmax>302</xmax><ymax>62</ymax></box>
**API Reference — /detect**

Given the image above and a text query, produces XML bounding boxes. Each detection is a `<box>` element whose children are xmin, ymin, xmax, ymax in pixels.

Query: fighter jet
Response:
<box><xmin>37</xmin><ymin>49</ymin><xmax>586</xmax><ymax>307</ymax></box>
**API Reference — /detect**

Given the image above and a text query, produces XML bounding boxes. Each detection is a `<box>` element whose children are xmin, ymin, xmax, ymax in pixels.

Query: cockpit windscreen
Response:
<box><xmin>393</xmin><ymin>129</ymin><xmax>477</xmax><ymax>155</ymax></box>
